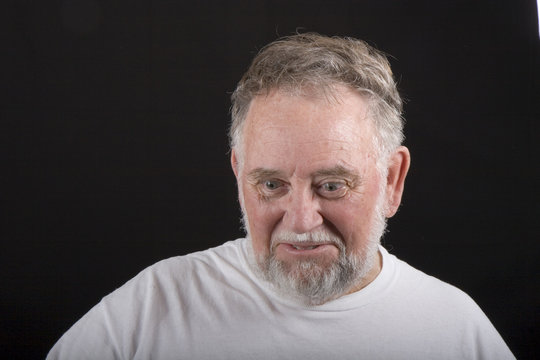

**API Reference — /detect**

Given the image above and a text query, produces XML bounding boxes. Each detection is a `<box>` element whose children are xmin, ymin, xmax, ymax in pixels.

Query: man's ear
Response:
<box><xmin>385</xmin><ymin>146</ymin><xmax>411</xmax><ymax>218</ymax></box>
<box><xmin>231</xmin><ymin>149</ymin><xmax>240</xmax><ymax>178</ymax></box>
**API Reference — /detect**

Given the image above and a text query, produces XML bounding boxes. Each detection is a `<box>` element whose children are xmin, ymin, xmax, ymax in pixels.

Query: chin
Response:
<box><xmin>252</xmin><ymin>238</ymin><xmax>379</xmax><ymax>306</ymax></box>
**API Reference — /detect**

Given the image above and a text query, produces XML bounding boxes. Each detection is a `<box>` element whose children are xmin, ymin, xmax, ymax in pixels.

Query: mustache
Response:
<box><xmin>271</xmin><ymin>230</ymin><xmax>343</xmax><ymax>248</ymax></box>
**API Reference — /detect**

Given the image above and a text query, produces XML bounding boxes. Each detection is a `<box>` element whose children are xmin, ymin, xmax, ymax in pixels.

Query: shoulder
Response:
<box><xmin>376</xmin><ymin>255</ymin><xmax>513</xmax><ymax>359</ymax></box>
<box><xmin>116</xmin><ymin>238</ymin><xmax>249</xmax><ymax>297</ymax></box>
<box><xmin>147</xmin><ymin>238</ymin><xmax>246</xmax><ymax>270</ymax></box>
<box><xmin>393</xmin><ymin>255</ymin><xmax>484</xmax><ymax>317</ymax></box>
<box><xmin>385</xmin><ymin>252</ymin><xmax>514</xmax><ymax>359</ymax></box>
<box><xmin>47</xmin><ymin>239</ymin><xmax>251</xmax><ymax>359</ymax></box>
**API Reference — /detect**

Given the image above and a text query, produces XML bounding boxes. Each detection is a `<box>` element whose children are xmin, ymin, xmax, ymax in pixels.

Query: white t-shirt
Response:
<box><xmin>47</xmin><ymin>239</ymin><xmax>515</xmax><ymax>359</ymax></box>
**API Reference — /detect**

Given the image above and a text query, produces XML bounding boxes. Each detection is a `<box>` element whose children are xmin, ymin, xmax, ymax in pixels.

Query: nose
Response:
<box><xmin>282</xmin><ymin>187</ymin><xmax>324</xmax><ymax>234</ymax></box>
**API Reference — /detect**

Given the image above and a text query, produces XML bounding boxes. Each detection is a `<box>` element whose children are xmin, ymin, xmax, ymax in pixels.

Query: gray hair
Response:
<box><xmin>229</xmin><ymin>33</ymin><xmax>404</xmax><ymax>168</ymax></box>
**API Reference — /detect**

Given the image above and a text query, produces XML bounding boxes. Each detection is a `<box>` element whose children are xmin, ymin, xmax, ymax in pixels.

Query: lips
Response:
<box><xmin>291</xmin><ymin>245</ymin><xmax>319</xmax><ymax>250</ymax></box>
<box><xmin>277</xmin><ymin>243</ymin><xmax>335</xmax><ymax>254</ymax></box>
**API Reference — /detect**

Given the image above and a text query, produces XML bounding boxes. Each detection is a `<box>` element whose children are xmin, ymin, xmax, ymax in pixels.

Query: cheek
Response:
<box><xmin>323</xmin><ymin>191</ymin><xmax>381</xmax><ymax>250</ymax></box>
<box><xmin>242</xmin><ymin>187</ymin><xmax>283</xmax><ymax>256</ymax></box>
<box><xmin>323</xmin><ymin>201</ymin><xmax>367</xmax><ymax>237</ymax></box>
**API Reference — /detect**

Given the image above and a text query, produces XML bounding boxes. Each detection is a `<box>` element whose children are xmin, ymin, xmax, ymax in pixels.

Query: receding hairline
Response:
<box><xmin>246</xmin><ymin>82</ymin><xmax>373</xmax><ymax>107</ymax></box>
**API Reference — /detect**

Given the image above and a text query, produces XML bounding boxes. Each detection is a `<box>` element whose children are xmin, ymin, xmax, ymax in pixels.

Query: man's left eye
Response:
<box><xmin>322</xmin><ymin>182</ymin><xmax>344</xmax><ymax>192</ymax></box>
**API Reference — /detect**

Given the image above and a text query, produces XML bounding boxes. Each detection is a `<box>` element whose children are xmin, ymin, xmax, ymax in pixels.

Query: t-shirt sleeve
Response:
<box><xmin>46</xmin><ymin>263</ymin><xmax>167</xmax><ymax>360</ymax></box>
<box><xmin>47</xmin><ymin>299</ymin><xmax>122</xmax><ymax>359</ymax></box>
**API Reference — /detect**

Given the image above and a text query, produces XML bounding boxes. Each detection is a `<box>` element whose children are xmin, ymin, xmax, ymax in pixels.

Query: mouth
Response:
<box><xmin>270</xmin><ymin>231</ymin><xmax>342</xmax><ymax>260</ymax></box>
<box><xmin>290</xmin><ymin>244</ymin><xmax>320</xmax><ymax>250</ymax></box>
<box><xmin>277</xmin><ymin>242</ymin><xmax>337</xmax><ymax>256</ymax></box>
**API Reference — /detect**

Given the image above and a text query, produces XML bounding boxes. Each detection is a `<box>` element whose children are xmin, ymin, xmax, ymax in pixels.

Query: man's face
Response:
<box><xmin>232</xmin><ymin>86</ymin><xmax>391</xmax><ymax>304</ymax></box>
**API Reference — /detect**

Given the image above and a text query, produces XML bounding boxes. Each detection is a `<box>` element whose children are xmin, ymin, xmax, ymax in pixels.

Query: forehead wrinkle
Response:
<box><xmin>253</xmin><ymin>118</ymin><xmax>367</xmax><ymax>133</ymax></box>
<box><xmin>258</xmin><ymin>138</ymin><xmax>359</xmax><ymax>148</ymax></box>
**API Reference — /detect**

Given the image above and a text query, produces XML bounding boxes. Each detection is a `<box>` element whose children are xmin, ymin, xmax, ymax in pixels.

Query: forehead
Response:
<box><xmin>246</xmin><ymin>87</ymin><xmax>372</xmax><ymax>135</ymax></box>
<box><xmin>242</xmin><ymin>87</ymin><xmax>376</xmax><ymax>174</ymax></box>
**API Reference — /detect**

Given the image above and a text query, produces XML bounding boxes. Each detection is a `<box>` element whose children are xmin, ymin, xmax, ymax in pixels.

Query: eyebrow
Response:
<box><xmin>312</xmin><ymin>165</ymin><xmax>360</xmax><ymax>183</ymax></box>
<box><xmin>246</xmin><ymin>168</ymin><xmax>285</xmax><ymax>184</ymax></box>
<box><xmin>246</xmin><ymin>165</ymin><xmax>360</xmax><ymax>184</ymax></box>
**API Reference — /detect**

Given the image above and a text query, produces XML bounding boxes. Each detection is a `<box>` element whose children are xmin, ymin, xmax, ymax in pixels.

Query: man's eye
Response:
<box><xmin>318</xmin><ymin>181</ymin><xmax>348</xmax><ymax>199</ymax></box>
<box><xmin>263</xmin><ymin>180</ymin><xmax>282</xmax><ymax>190</ymax></box>
<box><xmin>322</xmin><ymin>182</ymin><xmax>343</xmax><ymax>192</ymax></box>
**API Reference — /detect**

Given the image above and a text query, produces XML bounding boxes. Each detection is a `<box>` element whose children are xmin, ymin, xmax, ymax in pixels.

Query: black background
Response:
<box><xmin>2</xmin><ymin>0</ymin><xmax>539</xmax><ymax>358</ymax></box>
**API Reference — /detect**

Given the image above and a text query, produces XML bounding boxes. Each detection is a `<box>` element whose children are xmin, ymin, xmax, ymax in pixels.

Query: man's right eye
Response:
<box><xmin>263</xmin><ymin>180</ymin><xmax>282</xmax><ymax>190</ymax></box>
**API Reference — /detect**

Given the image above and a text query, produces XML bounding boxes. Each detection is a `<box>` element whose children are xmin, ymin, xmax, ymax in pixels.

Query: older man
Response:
<box><xmin>48</xmin><ymin>33</ymin><xmax>514</xmax><ymax>359</ymax></box>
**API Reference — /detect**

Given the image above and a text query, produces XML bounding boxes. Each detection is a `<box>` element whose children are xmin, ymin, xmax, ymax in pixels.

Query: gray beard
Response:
<box><xmin>254</xmin><ymin>235</ymin><xmax>381</xmax><ymax>306</ymax></box>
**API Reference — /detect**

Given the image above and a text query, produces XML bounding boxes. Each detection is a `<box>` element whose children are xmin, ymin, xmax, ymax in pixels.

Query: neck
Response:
<box><xmin>345</xmin><ymin>249</ymin><xmax>382</xmax><ymax>296</ymax></box>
